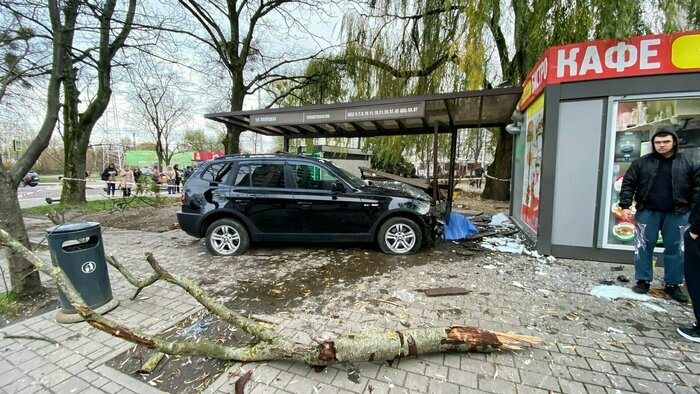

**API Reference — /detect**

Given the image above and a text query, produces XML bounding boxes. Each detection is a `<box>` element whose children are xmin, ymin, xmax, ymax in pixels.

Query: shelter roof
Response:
<box><xmin>205</xmin><ymin>87</ymin><xmax>522</xmax><ymax>139</ymax></box>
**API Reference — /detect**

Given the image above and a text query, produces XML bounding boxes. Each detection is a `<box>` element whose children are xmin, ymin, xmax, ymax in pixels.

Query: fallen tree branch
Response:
<box><xmin>106</xmin><ymin>255</ymin><xmax>160</xmax><ymax>300</ymax></box>
<box><xmin>144</xmin><ymin>253</ymin><xmax>289</xmax><ymax>346</ymax></box>
<box><xmin>0</xmin><ymin>229</ymin><xmax>541</xmax><ymax>366</ymax></box>
<box><xmin>2</xmin><ymin>332</ymin><xmax>58</xmax><ymax>344</ymax></box>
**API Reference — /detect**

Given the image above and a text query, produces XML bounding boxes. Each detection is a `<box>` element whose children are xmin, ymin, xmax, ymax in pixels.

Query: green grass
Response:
<box><xmin>0</xmin><ymin>292</ymin><xmax>22</xmax><ymax>316</ymax></box>
<box><xmin>39</xmin><ymin>175</ymin><xmax>62</xmax><ymax>183</ymax></box>
<box><xmin>22</xmin><ymin>195</ymin><xmax>179</xmax><ymax>216</ymax></box>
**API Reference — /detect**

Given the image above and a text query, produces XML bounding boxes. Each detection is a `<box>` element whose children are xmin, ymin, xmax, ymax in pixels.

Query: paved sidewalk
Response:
<box><xmin>2</xmin><ymin>217</ymin><xmax>700</xmax><ymax>393</ymax></box>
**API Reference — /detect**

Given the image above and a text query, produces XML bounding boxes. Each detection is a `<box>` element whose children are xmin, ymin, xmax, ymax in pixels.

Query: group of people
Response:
<box><xmin>619</xmin><ymin>125</ymin><xmax>700</xmax><ymax>343</ymax></box>
<box><xmin>102</xmin><ymin>163</ymin><xmax>195</xmax><ymax>197</ymax></box>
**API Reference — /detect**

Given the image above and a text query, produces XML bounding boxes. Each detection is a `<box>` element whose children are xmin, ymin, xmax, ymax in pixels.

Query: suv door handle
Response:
<box><xmin>297</xmin><ymin>201</ymin><xmax>312</xmax><ymax>208</ymax></box>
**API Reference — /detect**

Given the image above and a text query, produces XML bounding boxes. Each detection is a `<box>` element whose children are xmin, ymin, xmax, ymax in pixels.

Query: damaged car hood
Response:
<box><xmin>363</xmin><ymin>180</ymin><xmax>432</xmax><ymax>202</ymax></box>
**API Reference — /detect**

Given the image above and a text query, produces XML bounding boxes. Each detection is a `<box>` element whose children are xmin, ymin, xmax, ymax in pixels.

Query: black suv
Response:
<box><xmin>177</xmin><ymin>153</ymin><xmax>445</xmax><ymax>256</ymax></box>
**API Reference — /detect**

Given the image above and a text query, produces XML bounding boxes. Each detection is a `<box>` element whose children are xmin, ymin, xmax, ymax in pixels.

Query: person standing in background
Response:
<box><xmin>165</xmin><ymin>165</ymin><xmax>176</xmax><ymax>194</ymax></box>
<box><xmin>174</xmin><ymin>164</ymin><xmax>182</xmax><ymax>193</ymax></box>
<box><xmin>101</xmin><ymin>163</ymin><xmax>118</xmax><ymax>196</ymax></box>
<box><xmin>119</xmin><ymin>164</ymin><xmax>134</xmax><ymax>197</ymax></box>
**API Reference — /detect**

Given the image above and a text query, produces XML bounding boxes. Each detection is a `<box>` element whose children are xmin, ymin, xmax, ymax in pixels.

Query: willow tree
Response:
<box><xmin>338</xmin><ymin>0</ymin><xmax>694</xmax><ymax>200</ymax></box>
<box><xmin>59</xmin><ymin>0</ymin><xmax>136</xmax><ymax>205</ymax></box>
<box><xmin>330</xmin><ymin>0</ymin><xmax>488</xmax><ymax>180</ymax></box>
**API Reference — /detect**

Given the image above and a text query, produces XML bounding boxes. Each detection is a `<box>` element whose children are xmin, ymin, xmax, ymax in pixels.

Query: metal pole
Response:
<box><xmin>447</xmin><ymin>128</ymin><xmax>457</xmax><ymax>215</ymax></box>
<box><xmin>432</xmin><ymin>122</ymin><xmax>439</xmax><ymax>204</ymax></box>
<box><xmin>283</xmin><ymin>137</ymin><xmax>289</xmax><ymax>152</ymax></box>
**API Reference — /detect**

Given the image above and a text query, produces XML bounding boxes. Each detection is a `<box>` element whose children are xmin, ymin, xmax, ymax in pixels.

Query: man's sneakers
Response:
<box><xmin>632</xmin><ymin>280</ymin><xmax>650</xmax><ymax>294</ymax></box>
<box><xmin>677</xmin><ymin>324</ymin><xmax>700</xmax><ymax>343</ymax></box>
<box><xmin>631</xmin><ymin>281</ymin><xmax>689</xmax><ymax>302</ymax></box>
<box><xmin>665</xmin><ymin>284</ymin><xmax>689</xmax><ymax>303</ymax></box>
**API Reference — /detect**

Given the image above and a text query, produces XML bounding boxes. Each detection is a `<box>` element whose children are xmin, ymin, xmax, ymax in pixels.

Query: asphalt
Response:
<box><xmin>1</xmin><ymin>215</ymin><xmax>700</xmax><ymax>393</ymax></box>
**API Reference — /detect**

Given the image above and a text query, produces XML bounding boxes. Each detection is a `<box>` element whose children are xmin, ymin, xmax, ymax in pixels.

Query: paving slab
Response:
<box><xmin>2</xmin><ymin>217</ymin><xmax>700</xmax><ymax>393</ymax></box>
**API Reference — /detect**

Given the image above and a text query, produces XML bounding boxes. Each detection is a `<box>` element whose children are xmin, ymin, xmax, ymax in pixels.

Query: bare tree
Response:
<box><xmin>127</xmin><ymin>58</ymin><xmax>191</xmax><ymax>168</ymax></box>
<box><xmin>173</xmin><ymin>0</ymin><xmax>344</xmax><ymax>154</ymax></box>
<box><xmin>0</xmin><ymin>0</ymin><xmax>66</xmax><ymax>297</ymax></box>
<box><xmin>59</xmin><ymin>0</ymin><xmax>137</xmax><ymax>205</ymax></box>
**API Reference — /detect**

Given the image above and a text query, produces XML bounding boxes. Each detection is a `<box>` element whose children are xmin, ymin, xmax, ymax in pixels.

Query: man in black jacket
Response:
<box><xmin>619</xmin><ymin>125</ymin><xmax>699</xmax><ymax>302</ymax></box>
<box><xmin>680</xmin><ymin>195</ymin><xmax>700</xmax><ymax>342</ymax></box>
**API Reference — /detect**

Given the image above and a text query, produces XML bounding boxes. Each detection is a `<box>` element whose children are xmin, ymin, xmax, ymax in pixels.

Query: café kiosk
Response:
<box><xmin>510</xmin><ymin>31</ymin><xmax>700</xmax><ymax>263</ymax></box>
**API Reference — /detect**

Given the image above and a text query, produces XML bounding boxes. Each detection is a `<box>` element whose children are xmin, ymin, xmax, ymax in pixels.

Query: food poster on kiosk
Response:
<box><xmin>603</xmin><ymin>96</ymin><xmax>700</xmax><ymax>249</ymax></box>
<box><xmin>521</xmin><ymin>94</ymin><xmax>545</xmax><ymax>233</ymax></box>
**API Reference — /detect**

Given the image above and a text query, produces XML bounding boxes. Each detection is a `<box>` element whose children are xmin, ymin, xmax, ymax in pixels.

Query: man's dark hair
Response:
<box><xmin>654</xmin><ymin>132</ymin><xmax>674</xmax><ymax>138</ymax></box>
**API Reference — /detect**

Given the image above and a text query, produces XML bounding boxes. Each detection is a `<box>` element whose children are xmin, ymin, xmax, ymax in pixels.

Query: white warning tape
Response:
<box><xmin>484</xmin><ymin>171</ymin><xmax>511</xmax><ymax>182</ymax></box>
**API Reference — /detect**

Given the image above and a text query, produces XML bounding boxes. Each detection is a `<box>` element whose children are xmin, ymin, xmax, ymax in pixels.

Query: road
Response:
<box><xmin>17</xmin><ymin>182</ymin><xmax>116</xmax><ymax>209</ymax></box>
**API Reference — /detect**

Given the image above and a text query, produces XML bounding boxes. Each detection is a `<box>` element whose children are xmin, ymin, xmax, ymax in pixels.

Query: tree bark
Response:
<box><xmin>0</xmin><ymin>229</ymin><xmax>541</xmax><ymax>363</ymax></box>
<box><xmin>0</xmin><ymin>0</ymin><xmax>67</xmax><ymax>298</ymax></box>
<box><xmin>481</xmin><ymin>127</ymin><xmax>512</xmax><ymax>201</ymax></box>
<box><xmin>0</xmin><ymin>177</ymin><xmax>41</xmax><ymax>296</ymax></box>
<box><xmin>60</xmin><ymin>0</ymin><xmax>136</xmax><ymax>203</ymax></box>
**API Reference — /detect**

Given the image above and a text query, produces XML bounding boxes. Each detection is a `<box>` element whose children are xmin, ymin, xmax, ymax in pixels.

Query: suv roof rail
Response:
<box><xmin>213</xmin><ymin>152</ymin><xmax>316</xmax><ymax>160</ymax></box>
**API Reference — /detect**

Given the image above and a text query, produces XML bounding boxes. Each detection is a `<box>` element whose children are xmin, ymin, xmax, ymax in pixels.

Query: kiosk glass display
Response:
<box><xmin>602</xmin><ymin>96</ymin><xmax>700</xmax><ymax>250</ymax></box>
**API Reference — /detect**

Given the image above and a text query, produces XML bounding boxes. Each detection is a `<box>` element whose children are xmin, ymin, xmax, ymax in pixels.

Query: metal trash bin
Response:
<box><xmin>45</xmin><ymin>222</ymin><xmax>119</xmax><ymax>323</ymax></box>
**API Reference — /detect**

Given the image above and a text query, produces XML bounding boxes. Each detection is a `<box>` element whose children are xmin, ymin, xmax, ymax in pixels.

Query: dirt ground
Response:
<box><xmin>452</xmin><ymin>190</ymin><xmax>510</xmax><ymax>215</ymax></box>
<box><xmin>2</xmin><ymin>191</ymin><xmax>506</xmax><ymax>329</ymax></box>
<box><xmin>26</xmin><ymin>203</ymin><xmax>182</xmax><ymax>233</ymax></box>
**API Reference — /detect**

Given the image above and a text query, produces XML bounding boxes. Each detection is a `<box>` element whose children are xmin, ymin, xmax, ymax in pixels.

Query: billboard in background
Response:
<box><xmin>124</xmin><ymin>151</ymin><xmax>194</xmax><ymax>168</ymax></box>
<box><xmin>193</xmin><ymin>151</ymin><xmax>225</xmax><ymax>161</ymax></box>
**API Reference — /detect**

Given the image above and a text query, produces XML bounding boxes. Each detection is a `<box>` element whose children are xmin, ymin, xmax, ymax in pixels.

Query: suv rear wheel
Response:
<box><xmin>205</xmin><ymin>219</ymin><xmax>250</xmax><ymax>256</ymax></box>
<box><xmin>378</xmin><ymin>217</ymin><xmax>422</xmax><ymax>254</ymax></box>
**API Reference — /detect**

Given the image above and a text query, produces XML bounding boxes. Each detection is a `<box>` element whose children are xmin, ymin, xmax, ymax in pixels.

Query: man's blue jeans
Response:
<box><xmin>633</xmin><ymin>209</ymin><xmax>688</xmax><ymax>284</ymax></box>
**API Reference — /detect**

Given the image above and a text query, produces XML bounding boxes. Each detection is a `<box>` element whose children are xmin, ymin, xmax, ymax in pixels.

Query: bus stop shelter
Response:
<box><xmin>205</xmin><ymin>87</ymin><xmax>523</xmax><ymax>210</ymax></box>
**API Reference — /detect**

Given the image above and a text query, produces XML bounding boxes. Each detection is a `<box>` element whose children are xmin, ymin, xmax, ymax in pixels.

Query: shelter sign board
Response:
<box><xmin>521</xmin><ymin>94</ymin><xmax>545</xmax><ymax>233</ymax></box>
<box><xmin>250</xmin><ymin>102</ymin><xmax>425</xmax><ymax>126</ymax></box>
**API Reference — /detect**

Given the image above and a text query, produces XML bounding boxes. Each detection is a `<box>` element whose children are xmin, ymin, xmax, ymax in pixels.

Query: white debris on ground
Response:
<box><xmin>488</xmin><ymin>213</ymin><xmax>513</xmax><ymax>226</ymax></box>
<box><xmin>480</xmin><ymin>236</ymin><xmax>525</xmax><ymax>254</ymax></box>
<box><xmin>641</xmin><ymin>302</ymin><xmax>668</xmax><ymax>313</ymax></box>
<box><xmin>589</xmin><ymin>285</ymin><xmax>655</xmax><ymax>301</ymax></box>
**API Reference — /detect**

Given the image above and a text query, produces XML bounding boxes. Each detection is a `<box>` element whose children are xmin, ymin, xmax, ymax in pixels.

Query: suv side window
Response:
<box><xmin>201</xmin><ymin>162</ymin><xmax>232</xmax><ymax>183</ymax></box>
<box><xmin>291</xmin><ymin>163</ymin><xmax>340</xmax><ymax>190</ymax></box>
<box><xmin>235</xmin><ymin>163</ymin><xmax>285</xmax><ymax>188</ymax></box>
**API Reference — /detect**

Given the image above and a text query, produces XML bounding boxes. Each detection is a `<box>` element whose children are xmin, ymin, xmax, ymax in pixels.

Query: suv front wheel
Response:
<box><xmin>378</xmin><ymin>217</ymin><xmax>422</xmax><ymax>255</ymax></box>
<box><xmin>205</xmin><ymin>218</ymin><xmax>250</xmax><ymax>256</ymax></box>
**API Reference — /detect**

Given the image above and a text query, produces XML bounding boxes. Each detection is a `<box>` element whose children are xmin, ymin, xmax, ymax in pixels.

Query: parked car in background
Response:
<box><xmin>177</xmin><ymin>153</ymin><xmax>446</xmax><ymax>256</ymax></box>
<box><xmin>22</xmin><ymin>171</ymin><xmax>39</xmax><ymax>187</ymax></box>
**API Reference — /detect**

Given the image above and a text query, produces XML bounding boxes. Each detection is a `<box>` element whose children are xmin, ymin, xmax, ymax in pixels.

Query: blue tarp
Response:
<box><xmin>443</xmin><ymin>212</ymin><xmax>478</xmax><ymax>240</ymax></box>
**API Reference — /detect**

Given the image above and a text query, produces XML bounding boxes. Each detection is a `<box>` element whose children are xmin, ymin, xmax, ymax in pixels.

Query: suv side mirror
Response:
<box><xmin>331</xmin><ymin>182</ymin><xmax>345</xmax><ymax>193</ymax></box>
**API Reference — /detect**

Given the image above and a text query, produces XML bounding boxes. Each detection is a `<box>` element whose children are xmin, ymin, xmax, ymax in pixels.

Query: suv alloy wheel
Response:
<box><xmin>377</xmin><ymin>217</ymin><xmax>422</xmax><ymax>254</ymax></box>
<box><xmin>205</xmin><ymin>218</ymin><xmax>250</xmax><ymax>256</ymax></box>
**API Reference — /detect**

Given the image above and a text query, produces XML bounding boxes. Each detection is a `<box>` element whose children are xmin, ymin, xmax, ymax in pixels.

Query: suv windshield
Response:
<box><xmin>321</xmin><ymin>160</ymin><xmax>366</xmax><ymax>189</ymax></box>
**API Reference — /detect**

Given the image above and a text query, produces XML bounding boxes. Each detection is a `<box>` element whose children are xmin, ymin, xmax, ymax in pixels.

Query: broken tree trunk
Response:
<box><xmin>0</xmin><ymin>229</ymin><xmax>541</xmax><ymax>365</ymax></box>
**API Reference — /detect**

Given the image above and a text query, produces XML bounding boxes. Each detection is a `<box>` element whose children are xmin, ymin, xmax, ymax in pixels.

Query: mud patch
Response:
<box><xmin>213</xmin><ymin>247</ymin><xmax>432</xmax><ymax>315</ymax></box>
<box><xmin>106</xmin><ymin>310</ymin><xmax>254</xmax><ymax>393</ymax></box>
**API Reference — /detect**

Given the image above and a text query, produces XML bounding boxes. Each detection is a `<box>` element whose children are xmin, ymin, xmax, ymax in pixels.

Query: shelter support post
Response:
<box><xmin>432</xmin><ymin>122</ymin><xmax>439</xmax><ymax>204</ymax></box>
<box><xmin>447</xmin><ymin>128</ymin><xmax>457</xmax><ymax>215</ymax></box>
<box><xmin>283</xmin><ymin>137</ymin><xmax>289</xmax><ymax>152</ymax></box>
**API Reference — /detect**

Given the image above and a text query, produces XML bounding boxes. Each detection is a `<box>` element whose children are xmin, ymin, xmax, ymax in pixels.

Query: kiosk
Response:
<box><xmin>511</xmin><ymin>31</ymin><xmax>700</xmax><ymax>263</ymax></box>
